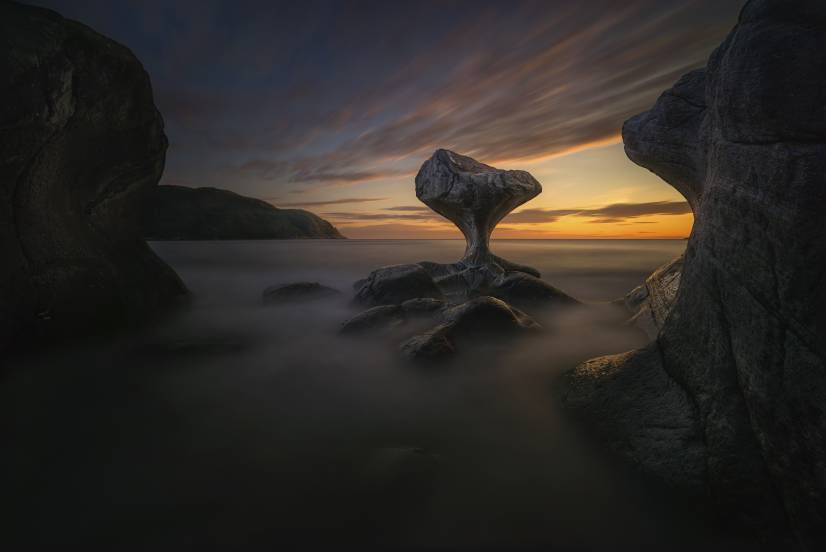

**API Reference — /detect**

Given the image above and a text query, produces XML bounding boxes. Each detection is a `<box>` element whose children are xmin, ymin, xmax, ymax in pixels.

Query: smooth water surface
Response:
<box><xmin>4</xmin><ymin>239</ymin><xmax>757</xmax><ymax>551</ymax></box>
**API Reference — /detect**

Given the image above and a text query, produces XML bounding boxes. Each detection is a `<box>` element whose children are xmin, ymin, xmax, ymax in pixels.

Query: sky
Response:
<box><xmin>35</xmin><ymin>0</ymin><xmax>742</xmax><ymax>238</ymax></box>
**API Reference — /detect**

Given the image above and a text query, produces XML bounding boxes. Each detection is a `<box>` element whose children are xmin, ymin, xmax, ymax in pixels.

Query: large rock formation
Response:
<box><xmin>416</xmin><ymin>149</ymin><xmax>541</xmax><ymax>275</ymax></box>
<box><xmin>142</xmin><ymin>185</ymin><xmax>345</xmax><ymax>240</ymax></box>
<box><xmin>353</xmin><ymin>150</ymin><xmax>575</xmax><ymax>312</ymax></box>
<box><xmin>0</xmin><ymin>2</ymin><xmax>187</xmax><ymax>351</ymax></box>
<box><xmin>563</xmin><ymin>1</ymin><xmax>826</xmax><ymax>548</ymax></box>
<box><xmin>346</xmin><ymin>150</ymin><xmax>576</xmax><ymax>360</ymax></box>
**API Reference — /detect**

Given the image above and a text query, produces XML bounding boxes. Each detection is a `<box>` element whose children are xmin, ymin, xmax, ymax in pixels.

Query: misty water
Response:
<box><xmin>4</xmin><ymin>239</ymin><xmax>755</xmax><ymax>550</ymax></box>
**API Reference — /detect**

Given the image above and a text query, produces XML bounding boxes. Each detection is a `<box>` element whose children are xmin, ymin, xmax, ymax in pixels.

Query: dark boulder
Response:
<box><xmin>340</xmin><ymin>305</ymin><xmax>406</xmax><ymax>335</ymax></box>
<box><xmin>564</xmin><ymin>1</ymin><xmax>826</xmax><ymax>547</ymax></box>
<box><xmin>401</xmin><ymin>297</ymin><xmax>540</xmax><ymax>361</ymax></box>
<box><xmin>491</xmin><ymin>272</ymin><xmax>578</xmax><ymax>312</ymax></box>
<box><xmin>401</xmin><ymin>297</ymin><xmax>445</xmax><ymax>316</ymax></box>
<box><xmin>441</xmin><ymin>296</ymin><xmax>541</xmax><ymax>338</ymax></box>
<box><xmin>262</xmin><ymin>282</ymin><xmax>340</xmax><ymax>305</ymax></box>
<box><xmin>354</xmin><ymin>264</ymin><xmax>444</xmax><ymax>307</ymax></box>
<box><xmin>400</xmin><ymin>330</ymin><xmax>455</xmax><ymax>362</ymax></box>
<box><xmin>0</xmin><ymin>2</ymin><xmax>186</xmax><ymax>351</ymax></box>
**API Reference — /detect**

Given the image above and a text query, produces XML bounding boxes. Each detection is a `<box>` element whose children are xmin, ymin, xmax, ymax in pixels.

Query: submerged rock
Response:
<box><xmin>400</xmin><ymin>330</ymin><xmax>455</xmax><ymax>362</ymax></box>
<box><xmin>262</xmin><ymin>282</ymin><xmax>340</xmax><ymax>305</ymax></box>
<box><xmin>340</xmin><ymin>305</ymin><xmax>406</xmax><ymax>335</ymax></box>
<box><xmin>402</xmin><ymin>297</ymin><xmax>540</xmax><ymax>361</ymax></box>
<box><xmin>0</xmin><ymin>2</ymin><xmax>186</xmax><ymax>351</ymax></box>
<box><xmin>401</xmin><ymin>297</ymin><xmax>445</xmax><ymax>315</ymax></box>
<box><xmin>491</xmin><ymin>272</ymin><xmax>578</xmax><ymax>312</ymax></box>
<box><xmin>441</xmin><ymin>296</ymin><xmax>541</xmax><ymax>338</ymax></box>
<box><xmin>416</xmin><ymin>149</ymin><xmax>542</xmax><ymax>274</ymax></box>
<box><xmin>564</xmin><ymin>1</ymin><xmax>826</xmax><ymax>546</ymax></box>
<box><xmin>354</xmin><ymin>264</ymin><xmax>444</xmax><ymax>307</ymax></box>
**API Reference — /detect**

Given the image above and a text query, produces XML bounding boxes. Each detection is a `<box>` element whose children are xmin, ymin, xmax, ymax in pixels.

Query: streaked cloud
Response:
<box><xmin>40</xmin><ymin>0</ymin><xmax>730</xmax><ymax>238</ymax></box>
<box><xmin>323</xmin><ymin>211</ymin><xmax>442</xmax><ymax>222</ymax></box>
<box><xmin>277</xmin><ymin>197</ymin><xmax>389</xmax><ymax>208</ymax></box>
<box><xmin>504</xmin><ymin>201</ymin><xmax>690</xmax><ymax>224</ymax></box>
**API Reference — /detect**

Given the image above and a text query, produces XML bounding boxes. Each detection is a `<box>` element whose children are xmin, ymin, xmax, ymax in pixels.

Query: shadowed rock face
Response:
<box><xmin>401</xmin><ymin>296</ymin><xmax>540</xmax><ymax>362</ymax></box>
<box><xmin>623</xmin><ymin>69</ymin><xmax>707</xmax><ymax>211</ymax></box>
<box><xmin>564</xmin><ymin>1</ymin><xmax>826</xmax><ymax>548</ymax></box>
<box><xmin>415</xmin><ymin>149</ymin><xmax>541</xmax><ymax>268</ymax></box>
<box><xmin>0</xmin><ymin>2</ymin><xmax>186</xmax><ymax>351</ymax></box>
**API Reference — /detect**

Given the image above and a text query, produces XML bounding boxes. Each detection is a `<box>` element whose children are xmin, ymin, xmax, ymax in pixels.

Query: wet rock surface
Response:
<box><xmin>0</xmin><ymin>2</ymin><xmax>186</xmax><ymax>352</ymax></box>
<box><xmin>263</xmin><ymin>282</ymin><xmax>340</xmax><ymax>305</ymax></box>
<box><xmin>564</xmin><ymin>1</ymin><xmax>826</xmax><ymax>547</ymax></box>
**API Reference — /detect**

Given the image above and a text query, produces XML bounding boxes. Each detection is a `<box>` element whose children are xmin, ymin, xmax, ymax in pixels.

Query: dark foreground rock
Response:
<box><xmin>402</xmin><ymin>297</ymin><xmax>540</xmax><ymax>361</ymax></box>
<box><xmin>491</xmin><ymin>272</ymin><xmax>578</xmax><ymax>312</ymax></box>
<box><xmin>0</xmin><ymin>2</ymin><xmax>186</xmax><ymax>351</ymax></box>
<box><xmin>142</xmin><ymin>185</ymin><xmax>345</xmax><ymax>240</ymax></box>
<box><xmin>354</xmin><ymin>264</ymin><xmax>444</xmax><ymax>307</ymax></box>
<box><xmin>263</xmin><ymin>282</ymin><xmax>340</xmax><ymax>305</ymax></box>
<box><xmin>340</xmin><ymin>305</ymin><xmax>406</xmax><ymax>335</ymax></box>
<box><xmin>401</xmin><ymin>297</ymin><xmax>445</xmax><ymax>315</ymax></box>
<box><xmin>564</xmin><ymin>1</ymin><xmax>826</xmax><ymax>548</ymax></box>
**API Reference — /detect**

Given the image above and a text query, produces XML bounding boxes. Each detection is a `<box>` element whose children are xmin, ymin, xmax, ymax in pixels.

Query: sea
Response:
<box><xmin>3</xmin><ymin>239</ymin><xmax>759</xmax><ymax>550</ymax></box>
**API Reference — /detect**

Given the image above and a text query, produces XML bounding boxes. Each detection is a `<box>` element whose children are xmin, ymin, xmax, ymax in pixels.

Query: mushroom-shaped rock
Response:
<box><xmin>416</xmin><ymin>150</ymin><xmax>541</xmax><ymax>271</ymax></box>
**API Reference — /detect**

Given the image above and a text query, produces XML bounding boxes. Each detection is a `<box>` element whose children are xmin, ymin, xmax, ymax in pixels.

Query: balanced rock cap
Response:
<box><xmin>415</xmin><ymin>149</ymin><xmax>541</xmax><ymax>267</ymax></box>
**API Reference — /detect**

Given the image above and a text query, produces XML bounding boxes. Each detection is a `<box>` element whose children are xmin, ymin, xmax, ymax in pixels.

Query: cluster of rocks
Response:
<box><xmin>340</xmin><ymin>150</ymin><xmax>576</xmax><ymax>360</ymax></box>
<box><xmin>563</xmin><ymin>1</ymin><xmax>826</xmax><ymax>549</ymax></box>
<box><xmin>265</xmin><ymin>149</ymin><xmax>577</xmax><ymax>361</ymax></box>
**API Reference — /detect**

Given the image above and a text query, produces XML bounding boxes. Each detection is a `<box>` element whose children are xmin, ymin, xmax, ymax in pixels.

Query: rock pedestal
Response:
<box><xmin>416</xmin><ymin>149</ymin><xmax>541</xmax><ymax>272</ymax></box>
<box><xmin>347</xmin><ymin>149</ymin><xmax>576</xmax><ymax>359</ymax></box>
